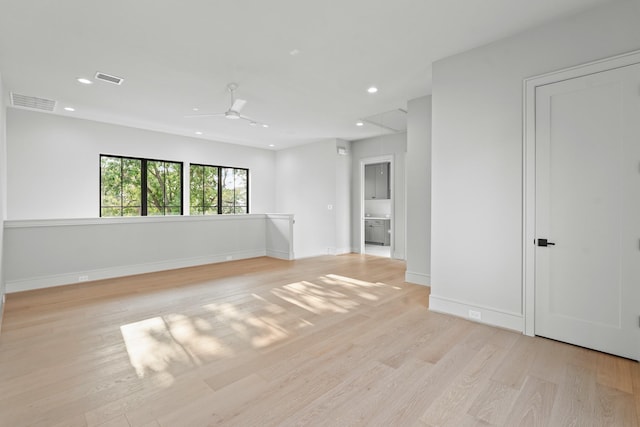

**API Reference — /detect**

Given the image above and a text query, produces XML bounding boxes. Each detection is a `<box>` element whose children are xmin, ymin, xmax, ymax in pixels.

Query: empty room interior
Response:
<box><xmin>1</xmin><ymin>0</ymin><xmax>639</xmax><ymax>426</ymax></box>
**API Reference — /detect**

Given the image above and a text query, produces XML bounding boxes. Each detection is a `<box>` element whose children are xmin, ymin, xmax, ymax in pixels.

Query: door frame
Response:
<box><xmin>360</xmin><ymin>155</ymin><xmax>394</xmax><ymax>257</ymax></box>
<box><xmin>522</xmin><ymin>49</ymin><xmax>640</xmax><ymax>336</ymax></box>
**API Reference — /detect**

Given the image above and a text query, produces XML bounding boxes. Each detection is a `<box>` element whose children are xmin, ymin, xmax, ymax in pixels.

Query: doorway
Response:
<box><xmin>361</xmin><ymin>156</ymin><xmax>393</xmax><ymax>258</ymax></box>
<box><xmin>524</xmin><ymin>51</ymin><xmax>640</xmax><ymax>361</ymax></box>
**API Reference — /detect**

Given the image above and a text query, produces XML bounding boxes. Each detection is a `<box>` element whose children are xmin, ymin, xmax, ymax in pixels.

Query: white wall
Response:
<box><xmin>0</xmin><ymin>73</ymin><xmax>6</xmax><ymax>329</ymax></box>
<box><xmin>430</xmin><ymin>0</ymin><xmax>640</xmax><ymax>331</ymax></box>
<box><xmin>4</xmin><ymin>214</ymin><xmax>294</xmax><ymax>293</ymax></box>
<box><xmin>275</xmin><ymin>138</ymin><xmax>351</xmax><ymax>258</ymax></box>
<box><xmin>335</xmin><ymin>139</ymin><xmax>352</xmax><ymax>255</ymax></box>
<box><xmin>406</xmin><ymin>96</ymin><xmax>431</xmax><ymax>285</ymax></box>
<box><xmin>6</xmin><ymin>109</ymin><xmax>276</xmax><ymax>219</ymax></box>
<box><xmin>350</xmin><ymin>132</ymin><xmax>406</xmax><ymax>259</ymax></box>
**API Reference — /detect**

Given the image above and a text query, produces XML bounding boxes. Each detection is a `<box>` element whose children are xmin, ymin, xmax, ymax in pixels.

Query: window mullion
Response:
<box><xmin>202</xmin><ymin>166</ymin><xmax>206</xmax><ymax>214</ymax></box>
<box><xmin>233</xmin><ymin>168</ymin><xmax>237</xmax><ymax>212</ymax></box>
<box><xmin>163</xmin><ymin>162</ymin><xmax>167</xmax><ymax>216</ymax></box>
<box><xmin>141</xmin><ymin>159</ymin><xmax>148</xmax><ymax>216</ymax></box>
<box><xmin>120</xmin><ymin>158</ymin><xmax>124</xmax><ymax>216</ymax></box>
<box><xmin>179</xmin><ymin>163</ymin><xmax>183</xmax><ymax>215</ymax></box>
<box><xmin>217</xmin><ymin>167</ymin><xmax>222</xmax><ymax>214</ymax></box>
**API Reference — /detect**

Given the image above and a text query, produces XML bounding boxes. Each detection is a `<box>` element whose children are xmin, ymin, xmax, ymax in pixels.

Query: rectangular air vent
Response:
<box><xmin>95</xmin><ymin>72</ymin><xmax>124</xmax><ymax>85</ymax></box>
<box><xmin>10</xmin><ymin>93</ymin><xmax>57</xmax><ymax>111</ymax></box>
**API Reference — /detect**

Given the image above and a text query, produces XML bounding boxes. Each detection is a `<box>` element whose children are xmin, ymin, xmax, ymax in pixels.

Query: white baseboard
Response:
<box><xmin>405</xmin><ymin>271</ymin><xmax>430</xmax><ymax>286</ymax></box>
<box><xmin>325</xmin><ymin>247</ymin><xmax>352</xmax><ymax>256</ymax></box>
<box><xmin>392</xmin><ymin>252</ymin><xmax>405</xmax><ymax>261</ymax></box>
<box><xmin>0</xmin><ymin>293</ymin><xmax>4</xmax><ymax>334</ymax></box>
<box><xmin>266</xmin><ymin>249</ymin><xmax>293</xmax><ymax>260</ymax></box>
<box><xmin>6</xmin><ymin>249</ymin><xmax>267</xmax><ymax>293</ymax></box>
<box><xmin>429</xmin><ymin>294</ymin><xmax>523</xmax><ymax>332</ymax></box>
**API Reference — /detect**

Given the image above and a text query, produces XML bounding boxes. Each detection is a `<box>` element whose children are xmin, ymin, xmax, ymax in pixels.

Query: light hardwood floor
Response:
<box><xmin>0</xmin><ymin>255</ymin><xmax>638</xmax><ymax>426</ymax></box>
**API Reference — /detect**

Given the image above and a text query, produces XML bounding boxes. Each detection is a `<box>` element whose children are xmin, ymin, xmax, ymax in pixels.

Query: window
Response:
<box><xmin>100</xmin><ymin>156</ymin><xmax>142</xmax><ymax>216</ymax></box>
<box><xmin>146</xmin><ymin>160</ymin><xmax>183</xmax><ymax>215</ymax></box>
<box><xmin>190</xmin><ymin>164</ymin><xmax>218</xmax><ymax>215</ymax></box>
<box><xmin>100</xmin><ymin>155</ymin><xmax>183</xmax><ymax>217</ymax></box>
<box><xmin>190</xmin><ymin>164</ymin><xmax>248</xmax><ymax>215</ymax></box>
<box><xmin>222</xmin><ymin>167</ymin><xmax>248</xmax><ymax>214</ymax></box>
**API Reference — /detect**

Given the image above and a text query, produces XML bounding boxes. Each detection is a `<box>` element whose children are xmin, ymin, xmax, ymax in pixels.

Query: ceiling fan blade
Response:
<box><xmin>184</xmin><ymin>113</ymin><xmax>224</xmax><ymax>118</ymax></box>
<box><xmin>231</xmin><ymin>99</ymin><xmax>247</xmax><ymax>112</ymax></box>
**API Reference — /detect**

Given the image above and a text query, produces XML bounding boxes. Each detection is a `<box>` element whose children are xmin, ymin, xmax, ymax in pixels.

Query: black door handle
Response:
<box><xmin>537</xmin><ymin>238</ymin><xmax>556</xmax><ymax>247</ymax></box>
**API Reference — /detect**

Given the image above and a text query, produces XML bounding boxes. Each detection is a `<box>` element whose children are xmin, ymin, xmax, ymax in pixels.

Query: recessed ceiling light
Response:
<box><xmin>289</xmin><ymin>49</ymin><xmax>300</xmax><ymax>56</ymax></box>
<box><xmin>367</xmin><ymin>86</ymin><xmax>378</xmax><ymax>94</ymax></box>
<box><xmin>192</xmin><ymin>108</ymin><xmax>199</xmax><ymax>111</ymax></box>
<box><xmin>194</xmin><ymin>131</ymin><xmax>203</xmax><ymax>135</ymax></box>
<box><xmin>269</xmin><ymin>144</ymin><xmax>275</xmax><ymax>147</ymax></box>
<box><xmin>64</xmin><ymin>107</ymin><xmax>75</xmax><ymax>112</ymax></box>
<box><xmin>262</xmin><ymin>124</ymin><xmax>269</xmax><ymax>128</ymax></box>
<box><xmin>356</xmin><ymin>121</ymin><xmax>364</xmax><ymax>126</ymax></box>
<box><xmin>76</xmin><ymin>78</ymin><xmax>92</xmax><ymax>85</ymax></box>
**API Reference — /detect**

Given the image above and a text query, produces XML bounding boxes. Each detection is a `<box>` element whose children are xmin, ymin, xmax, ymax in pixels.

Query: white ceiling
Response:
<box><xmin>0</xmin><ymin>0</ymin><xmax>617</xmax><ymax>150</ymax></box>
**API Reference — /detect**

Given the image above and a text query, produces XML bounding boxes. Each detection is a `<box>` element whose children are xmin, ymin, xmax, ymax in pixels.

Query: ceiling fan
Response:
<box><xmin>185</xmin><ymin>83</ymin><xmax>268</xmax><ymax>128</ymax></box>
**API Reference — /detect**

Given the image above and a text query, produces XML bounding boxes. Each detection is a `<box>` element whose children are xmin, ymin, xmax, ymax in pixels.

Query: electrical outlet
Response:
<box><xmin>226</xmin><ymin>255</ymin><xmax>233</xmax><ymax>261</ymax></box>
<box><xmin>468</xmin><ymin>310</ymin><xmax>482</xmax><ymax>320</ymax></box>
<box><xmin>78</xmin><ymin>275</ymin><xmax>89</xmax><ymax>282</ymax></box>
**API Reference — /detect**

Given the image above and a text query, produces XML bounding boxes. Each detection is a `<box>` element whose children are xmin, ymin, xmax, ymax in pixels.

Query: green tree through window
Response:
<box><xmin>147</xmin><ymin>160</ymin><xmax>182</xmax><ymax>215</ymax></box>
<box><xmin>222</xmin><ymin>167</ymin><xmax>248</xmax><ymax>214</ymax></box>
<box><xmin>100</xmin><ymin>156</ymin><xmax>142</xmax><ymax>216</ymax></box>
<box><xmin>191</xmin><ymin>164</ymin><xmax>248</xmax><ymax>215</ymax></box>
<box><xmin>100</xmin><ymin>155</ymin><xmax>183</xmax><ymax>216</ymax></box>
<box><xmin>190</xmin><ymin>164</ymin><xmax>219</xmax><ymax>215</ymax></box>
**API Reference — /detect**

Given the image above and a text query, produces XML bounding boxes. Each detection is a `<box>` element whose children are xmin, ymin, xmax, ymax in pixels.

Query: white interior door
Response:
<box><xmin>534</xmin><ymin>62</ymin><xmax>640</xmax><ymax>361</ymax></box>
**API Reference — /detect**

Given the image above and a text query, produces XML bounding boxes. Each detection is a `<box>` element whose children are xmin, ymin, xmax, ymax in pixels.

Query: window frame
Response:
<box><xmin>99</xmin><ymin>154</ymin><xmax>184</xmax><ymax>217</ymax></box>
<box><xmin>190</xmin><ymin>163</ymin><xmax>249</xmax><ymax>215</ymax></box>
<box><xmin>189</xmin><ymin>163</ymin><xmax>220</xmax><ymax>216</ymax></box>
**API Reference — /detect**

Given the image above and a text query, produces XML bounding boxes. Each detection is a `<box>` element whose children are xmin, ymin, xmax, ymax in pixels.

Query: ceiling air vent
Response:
<box><xmin>10</xmin><ymin>93</ymin><xmax>57</xmax><ymax>112</ymax></box>
<box><xmin>95</xmin><ymin>71</ymin><xmax>124</xmax><ymax>85</ymax></box>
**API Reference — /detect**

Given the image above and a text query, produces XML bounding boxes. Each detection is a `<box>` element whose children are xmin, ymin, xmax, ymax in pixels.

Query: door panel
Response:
<box><xmin>535</xmin><ymin>63</ymin><xmax>640</xmax><ymax>360</ymax></box>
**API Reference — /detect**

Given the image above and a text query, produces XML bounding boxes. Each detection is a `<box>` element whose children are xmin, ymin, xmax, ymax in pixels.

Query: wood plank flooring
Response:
<box><xmin>0</xmin><ymin>255</ymin><xmax>638</xmax><ymax>426</ymax></box>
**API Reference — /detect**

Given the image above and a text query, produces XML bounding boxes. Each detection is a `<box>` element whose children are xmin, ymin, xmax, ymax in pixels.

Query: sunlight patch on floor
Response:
<box><xmin>271</xmin><ymin>280</ymin><xmax>361</xmax><ymax>314</ymax></box>
<box><xmin>324</xmin><ymin>274</ymin><xmax>399</xmax><ymax>300</ymax></box>
<box><xmin>120</xmin><ymin>314</ymin><xmax>229</xmax><ymax>384</ymax></box>
<box><xmin>202</xmin><ymin>302</ymin><xmax>294</xmax><ymax>349</ymax></box>
<box><xmin>325</xmin><ymin>274</ymin><xmax>386</xmax><ymax>288</ymax></box>
<box><xmin>246</xmin><ymin>316</ymin><xmax>290</xmax><ymax>348</ymax></box>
